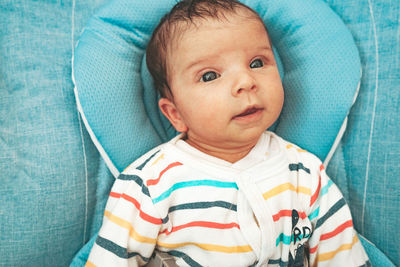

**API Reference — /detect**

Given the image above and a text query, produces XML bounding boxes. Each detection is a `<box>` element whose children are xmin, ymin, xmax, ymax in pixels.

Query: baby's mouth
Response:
<box><xmin>233</xmin><ymin>106</ymin><xmax>264</xmax><ymax>119</ymax></box>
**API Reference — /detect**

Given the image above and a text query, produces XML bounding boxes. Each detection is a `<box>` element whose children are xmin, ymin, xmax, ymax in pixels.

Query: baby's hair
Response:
<box><xmin>146</xmin><ymin>0</ymin><xmax>264</xmax><ymax>98</ymax></box>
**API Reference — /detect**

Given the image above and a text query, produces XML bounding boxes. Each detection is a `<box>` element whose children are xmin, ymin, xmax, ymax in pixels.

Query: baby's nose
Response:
<box><xmin>232</xmin><ymin>71</ymin><xmax>256</xmax><ymax>96</ymax></box>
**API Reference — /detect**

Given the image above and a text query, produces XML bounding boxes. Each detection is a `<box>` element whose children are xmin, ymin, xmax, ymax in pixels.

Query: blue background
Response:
<box><xmin>0</xmin><ymin>0</ymin><xmax>398</xmax><ymax>265</ymax></box>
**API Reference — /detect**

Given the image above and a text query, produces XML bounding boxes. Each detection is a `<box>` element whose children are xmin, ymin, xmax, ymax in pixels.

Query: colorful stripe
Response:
<box><xmin>268</xmin><ymin>258</ymin><xmax>285</xmax><ymax>265</ymax></box>
<box><xmin>104</xmin><ymin>210</ymin><xmax>157</xmax><ymax>244</ymax></box>
<box><xmin>157</xmin><ymin>241</ymin><xmax>252</xmax><ymax>253</ymax></box>
<box><xmin>309</xmin><ymin>181</ymin><xmax>335</xmax><ymax>221</ymax></box>
<box><xmin>308</xmin><ymin>207</ymin><xmax>320</xmax><ymax>221</ymax></box>
<box><xmin>147</xmin><ymin>162</ymin><xmax>183</xmax><ymax>186</ymax></box>
<box><xmin>276</xmin><ymin>233</ymin><xmax>292</xmax><ymax>246</ymax></box>
<box><xmin>315</xmin><ymin>198</ymin><xmax>346</xmax><ymax>229</ymax></box>
<box><xmin>276</xmin><ymin>232</ymin><xmax>309</xmax><ymax>246</ymax></box>
<box><xmin>160</xmin><ymin>221</ymin><xmax>240</xmax><ymax>235</ymax></box>
<box><xmin>310</xmin><ymin>244</ymin><xmax>318</xmax><ymax>254</ymax></box>
<box><xmin>317</xmin><ymin>235</ymin><xmax>359</xmax><ymax>261</ymax></box>
<box><xmin>167</xmin><ymin>250</ymin><xmax>202</xmax><ymax>267</ymax></box>
<box><xmin>95</xmin><ymin>235</ymin><xmax>150</xmax><ymax>261</ymax></box>
<box><xmin>360</xmin><ymin>261</ymin><xmax>372</xmax><ymax>267</ymax></box>
<box><xmin>136</xmin><ymin>150</ymin><xmax>160</xmax><ymax>170</ymax></box>
<box><xmin>289</xmin><ymin>163</ymin><xmax>310</xmax><ymax>174</ymax></box>
<box><xmin>320</xmin><ymin>179</ymin><xmax>334</xmax><ymax>197</ymax></box>
<box><xmin>86</xmin><ymin>261</ymin><xmax>96</xmax><ymax>267</ymax></box>
<box><xmin>273</xmin><ymin>209</ymin><xmax>307</xmax><ymax>222</ymax></box>
<box><xmin>286</xmin><ymin>144</ymin><xmax>307</xmax><ymax>152</ymax></box>
<box><xmin>151</xmin><ymin>153</ymin><xmax>165</xmax><ymax>167</ymax></box>
<box><xmin>117</xmin><ymin>174</ymin><xmax>150</xmax><ymax>197</ymax></box>
<box><xmin>320</xmin><ymin>220</ymin><xmax>353</xmax><ymax>241</ymax></box>
<box><xmin>161</xmin><ymin>201</ymin><xmax>237</xmax><ymax>225</ymax></box>
<box><xmin>310</xmin><ymin>175</ymin><xmax>322</xmax><ymax>207</ymax></box>
<box><xmin>263</xmin><ymin>183</ymin><xmax>311</xmax><ymax>200</ymax></box>
<box><xmin>320</xmin><ymin>164</ymin><xmax>325</xmax><ymax>171</ymax></box>
<box><xmin>153</xmin><ymin>180</ymin><xmax>238</xmax><ymax>204</ymax></box>
<box><xmin>168</xmin><ymin>201</ymin><xmax>237</xmax><ymax>213</ymax></box>
<box><xmin>109</xmin><ymin>192</ymin><xmax>162</xmax><ymax>225</ymax></box>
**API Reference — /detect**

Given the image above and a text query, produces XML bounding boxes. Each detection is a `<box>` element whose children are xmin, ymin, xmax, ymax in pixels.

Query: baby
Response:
<box><xmin>87</xmin><ymin>0</ymin><xmax>370</xmax><ymax>266</ymax></box>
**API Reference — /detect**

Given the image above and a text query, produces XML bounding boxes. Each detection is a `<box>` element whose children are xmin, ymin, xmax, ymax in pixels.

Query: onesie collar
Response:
<box><xmin>170</xmin><ymin>131</ymin><xmax>283</xmax><ymax>172</ymax></box>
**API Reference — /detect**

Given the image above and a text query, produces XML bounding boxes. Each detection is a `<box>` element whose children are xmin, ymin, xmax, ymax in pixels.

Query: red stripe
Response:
<box><xmin>310</xmin><ymin>244</ymin><xmax>318</xmax><ymax>254</ymax></box>
<box><xmin>310</xmin><ymin>175</ymin><xmax>321</xmax><ymax>207</ymax></box>
<box><xmin>160</xmin><ymin>221</ymin><xmax>240</xmax><ymax>235</ymax></box>
<box><xmin>147</xmin><ymin>162</ymin><xmax>183</xmax><ymax>186</ymax></box>
<box><xmin>309</xmin><ymin>220</ymin><xmax>353</xmax><ymax>255</ymax></box>
<box><xmin>272</xmin><ymin>210</ymin><xmax>307</xmax><ymax>222</ymax></box>
<box><xmin>320</xmin><ymin>164</ymin><xmax>325</xmax><ymax>171</ymax></box>
<box><xmin>109</xmin><ymin>192</ymin><xmax>162</xmax><ymax>225</ymax></box>
<box><xmin>320</xmin><ymin>220</ymin><xmax>353</xmax><ymax>241</ymax></box>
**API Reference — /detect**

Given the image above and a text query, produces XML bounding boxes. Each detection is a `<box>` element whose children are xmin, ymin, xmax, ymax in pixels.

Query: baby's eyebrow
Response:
<box><xmin>184</xmin><ymin>57</ymin><xmax>212</xmax><ymax>72</ymax></box>
<box><xmin>256</xmin><ymin>45</ymin><xmax>272</xmax><ymax>52</ymax></box>
<box><xmin>184</xmin><ymin>45</ymin><xmax>273</xmax><ymax>71</ymax></box>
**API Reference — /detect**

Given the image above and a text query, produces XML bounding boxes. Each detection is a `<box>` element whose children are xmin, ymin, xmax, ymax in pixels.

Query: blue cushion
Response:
<box><xmin>325</xmin><ymin>0</ymin><xmax>400</xmax><ymax>264</ymax></box>
<box><xmin>69</xmin><ymin>0</ymin><xmax>373</xmax><ymax>265</ymax></box>
<box><xmin>0</xmin><ymin>0</ymin><xmax>111</xmax><ymax>265</ymax></box>
<box><xmin>1</xmin><ymin>0</ymin><xmax>397</xmax><ymax>266</ymax></box>
<box><xmin>70</xmin><ymin>0</ymin><xmax>399</xmax><ymax>265</ymax></box>
<box><xmin>73</xmin><ymin>0</ymin><xmax>361</xmax><ymax>178</ymax></box>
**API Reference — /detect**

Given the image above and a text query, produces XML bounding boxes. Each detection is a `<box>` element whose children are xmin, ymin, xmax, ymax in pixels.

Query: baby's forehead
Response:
<box><xmin>168</xmin><ymin>11</ymin><xmax>265</xmax><ymax>48</ymax></box>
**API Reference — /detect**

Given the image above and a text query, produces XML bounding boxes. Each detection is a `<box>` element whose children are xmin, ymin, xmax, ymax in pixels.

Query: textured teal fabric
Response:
<box><xmin>0</xmin><ymin>0</ymin><xmax>113</xmax><ymax>266</ymax></box>
<box><xmin>0</xmin><ymin>0</ymin><xmax>398</xmax><ymax>266</ymax></box>
<box><xmin>325</xmin><ymin>0</ymin><xmax>400</xmax><ymax>264</ymax></box>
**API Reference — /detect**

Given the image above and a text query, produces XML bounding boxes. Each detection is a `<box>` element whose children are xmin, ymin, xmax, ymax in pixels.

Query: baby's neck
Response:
<box><xmin>184</xmin><ymin>138</ymin><xmax>257</xmax><ymax>163</ymax></box>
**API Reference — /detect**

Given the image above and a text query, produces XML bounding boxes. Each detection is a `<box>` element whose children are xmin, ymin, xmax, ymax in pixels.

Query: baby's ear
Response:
<box><xmin>158</xmin><ymin>98</ymin><xmax>188</xmax><ymax>133</ymax></box>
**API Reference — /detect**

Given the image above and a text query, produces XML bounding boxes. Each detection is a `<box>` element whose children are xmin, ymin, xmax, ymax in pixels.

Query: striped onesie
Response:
<box><xmin>87</xmin><ymin>131</ymin><xmax>370</xmax><ymax>266</ymax></box>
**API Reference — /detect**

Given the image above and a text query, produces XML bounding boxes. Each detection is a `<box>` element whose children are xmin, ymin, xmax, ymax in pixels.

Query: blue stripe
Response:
<box><xmin>308</xmin><ymin>180</ymin><xmax>334</xmax><ymax>222</ymax></box>
<box><xmin>167</xmin><ymin>250</ymin><xmax>203</xmax><ymax>267</ymax></box>
<box><xmin>118</xmin><ymin>174</ymin><xmax>150</xmax><ymax>197</ymax></box>
<box><xmin>358</xmin><ymin>260</ymin><xmax>372</xmax><ymax>267</ymax></box>
<box><xmin>153</xmin><ymin>180</ymin><xmax>238</xmax><ymax>204</ymax></box>
<box><xmin>136</xmin><ymin>150</ymin><xmax>160</xmax><ymax>170</ymax></box>
<box><xmin>162</xmin><ymin>201</ymin><xmax>238</xmax><ymax>223</ymax></box>
<box><xmin>96</xmin><ymin>235</ymin><xmax>150</xmax><ymax>261</ymax></box>
<box><xmin>316</xmin><ymin>197</ymin><xmax>346</xmax><ymax>229</ymax></box>
<box><xmin>308</xmin><ymin>207</ymin><xmax>320</xmax><ymax>221</ymax></box>
<box><xmin>320</xmin><ymin>179</ymin><xmax>334</xmax><ymax>197</ymax></box>
<box><xmin>276</xmin><ymin>233</ymin><xmax>292</xmax><ymax>246</ymax></box>
<box><xmin>168</xmin><ymin>201</ymin><xmax>237</xmax><ymax>212</ymax></box>
<box><xmin>275</xmin><ymin>233</ymin><xmax>307</xmax><ymax>246</ymax></box>
<box><xmin>268</xmin><ymin>258</ymin><xmax>288</xmax><ymax>267</ymax></box>
<box><xmin>289</xmin><ymin>163</ymin><xmax>310</xmax><ymax>174</ymax></box>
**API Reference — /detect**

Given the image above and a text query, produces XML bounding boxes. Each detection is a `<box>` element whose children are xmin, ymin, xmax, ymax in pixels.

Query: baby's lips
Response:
<box><xmin>234</xmin><ymin>105</ymin><xmax>263</xmax><ymax>118</ymax></box>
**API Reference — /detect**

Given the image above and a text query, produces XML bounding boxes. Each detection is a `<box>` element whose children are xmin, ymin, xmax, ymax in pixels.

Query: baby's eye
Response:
<box><xmin>200</xmin><ymin>71</ymin><xmax>220</xmax><ymax>82</ymax></box>
<box><xmin>250</xmin><ymin>58</ymin><xmax>264</xmax><ymax>68</ymax></box>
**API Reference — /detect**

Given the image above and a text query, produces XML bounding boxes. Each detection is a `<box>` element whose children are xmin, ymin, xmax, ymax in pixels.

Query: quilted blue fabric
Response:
<box><xmin>0</xmin><ymin>0</ymin><xmax>398</xmax><ymax>266</ymax></box>
<box><xmin>73</xmin><ymin>0</ymin><xmax>361</xmax><ymax>175</ymax></box>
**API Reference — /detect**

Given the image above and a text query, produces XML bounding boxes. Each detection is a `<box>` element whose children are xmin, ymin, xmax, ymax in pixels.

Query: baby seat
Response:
<box><xmin>71</xmin><ymin>0</ymin><xmax>395</xmax><ymax>265</ymax></box>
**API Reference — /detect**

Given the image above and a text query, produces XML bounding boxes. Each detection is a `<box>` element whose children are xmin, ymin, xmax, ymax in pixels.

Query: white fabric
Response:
<box><xmin>87</xmin><ymin>132</ymin><xmax>369</xmax><ymax>267</ymax></box>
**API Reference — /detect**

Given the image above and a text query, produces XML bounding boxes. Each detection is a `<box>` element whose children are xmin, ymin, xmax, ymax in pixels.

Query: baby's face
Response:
<box><xmin>160</xmin><ymin>12</ymin><xmax>284</xmax><ymax>152</ymax></box>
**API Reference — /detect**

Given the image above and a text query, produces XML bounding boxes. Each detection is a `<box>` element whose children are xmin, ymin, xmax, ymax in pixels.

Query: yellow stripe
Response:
<box><xmin>151</xmin><ymin>153</ymin><xmax>165</xmax><ymax>166</ymax></box>
<box><xmin>157</xmin><ymin>241</ymin><xmax>252</xmax><ymax>253</ymax></box>
<box><xmin>286</xmin><ymin>144</ymin><xmax>294</xmax><ymax>149</ymax></box>
<box><xmin>318</xmin><ymin>235</ymin><xmax>359</xmax><ymax>261</ymax></box>
<box><xmin>286</xmin><ymin>144</ymin><xmax>307</xmax><ymax>152</ymax></box>
<box><xmin>85</xmin><ymin>261</ymin><xmax>96</xmax><ymax>267</ymax></box>
<box><xmin>104</xmin><ymin>210</ymin><xmax>157</xmax><ymax>244</ymax></box>
<box><xmin>263</xmin><ymin>183</ymin><xmax>311</xmax><ymax>200</ymax></box>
